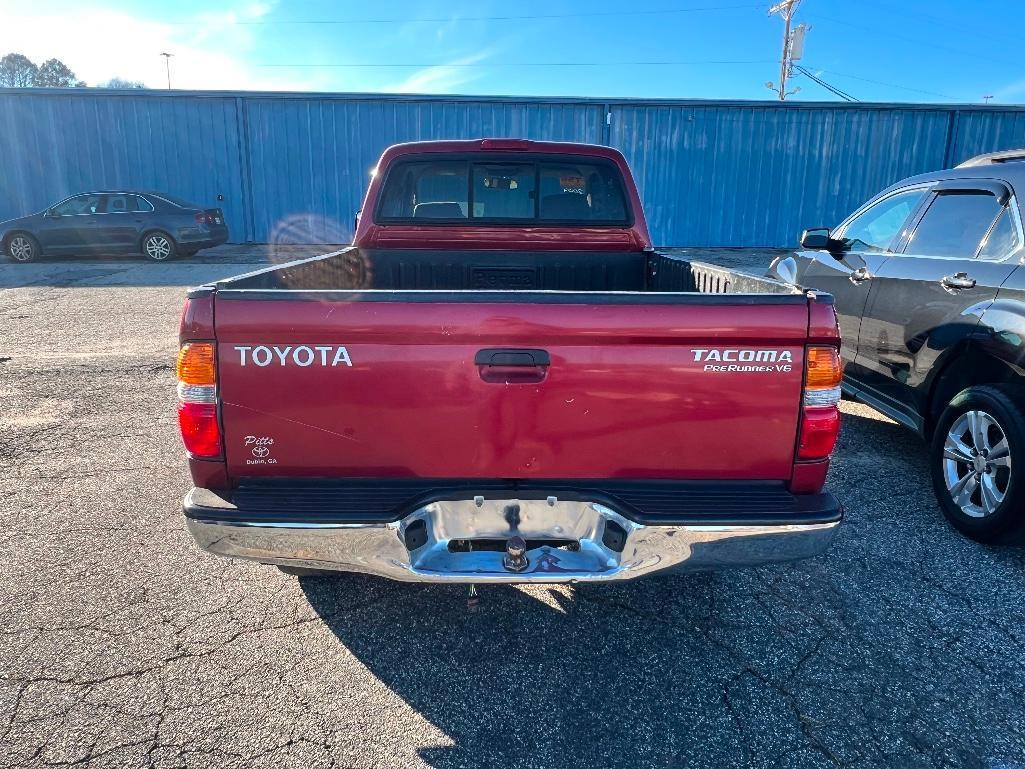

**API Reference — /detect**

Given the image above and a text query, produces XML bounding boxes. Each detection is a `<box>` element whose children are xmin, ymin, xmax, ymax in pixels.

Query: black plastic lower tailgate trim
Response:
<box><xmin>184</xmin><ymin>479</ymin><xmax>841</xmax><ymax>527</ymax></box>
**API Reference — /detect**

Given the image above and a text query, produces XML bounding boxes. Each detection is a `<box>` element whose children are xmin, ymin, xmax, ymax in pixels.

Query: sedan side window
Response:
<box><xmin>52</xmin><ymin>194</ymin><xmax>103</xmax><ymax>216</ymax></box>
<box><xmin>106</xmin><ymin>194</ymin><xmax>131</xmax><ymax>213</ymax></box>
<box><xmin>132</xmin><ymin>196</ymin><xmax>155</xmax><ymax>213</ymax></box>
<box><xmin>839</xmin><ymin>189</ymin><xmax>925</xmax><ymax>253</ymax></box>
<box><xmin>904</xmin><ymin>191</ymin><xmax>1003</xmax><ymax>258</ymax></box>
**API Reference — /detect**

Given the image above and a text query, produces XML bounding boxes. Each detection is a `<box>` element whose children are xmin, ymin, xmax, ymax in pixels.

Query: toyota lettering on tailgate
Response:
<box><xmin>234</xmin><ymin>345</ymin><xmax>352</xmax><ymax>367</ymax></box>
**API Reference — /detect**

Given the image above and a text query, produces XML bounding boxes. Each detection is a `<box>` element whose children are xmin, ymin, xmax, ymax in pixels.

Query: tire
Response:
<box><xmin>930</xmin><ymin>384</ymin><xmax>1025</xmax><ymax>544</ymax></box>
<box><xmin>141</xmin><ymin>231</ymin><xmax>177</xmax><ymax>261</ymax></box>
<box><xmin>6</xmin><ymin>232</ymin><xmax>40</xmax><ymax>263</ymax></box>
<box><xmin>276</xmin><ymin>565</ymin><xmax>340</xmax><ymax>578</ymax></box>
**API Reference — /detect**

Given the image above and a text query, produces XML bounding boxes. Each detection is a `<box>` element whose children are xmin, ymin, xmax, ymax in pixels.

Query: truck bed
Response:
<box><xmin>209</xmin><ymin>247</ymin><xmax>799</xmax><ymax>296</ymax></box>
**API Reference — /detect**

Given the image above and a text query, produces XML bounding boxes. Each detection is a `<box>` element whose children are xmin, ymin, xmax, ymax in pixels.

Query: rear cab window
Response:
<box><xmin>375</xmin><ymin>154</ymin><xmax>631</xmax><ymax>225</ymax></box>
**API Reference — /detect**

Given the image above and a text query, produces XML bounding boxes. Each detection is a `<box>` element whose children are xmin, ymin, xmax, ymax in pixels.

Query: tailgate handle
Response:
<box><xmin>475</xmin><ymin>348</ymin><xmax>550</xmax><ymax>367</ymax></box>
<box><xmin>475</xmin><ymin>348</ymin><xmax>550</xmax><ymax>384</ymax></box>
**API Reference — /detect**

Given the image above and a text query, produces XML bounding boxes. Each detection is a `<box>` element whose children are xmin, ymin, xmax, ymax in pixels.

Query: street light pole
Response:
<box><xmin>160</xmin><ymin>52</ymin><xmax>174</xmax><ymax>90</ymax></box>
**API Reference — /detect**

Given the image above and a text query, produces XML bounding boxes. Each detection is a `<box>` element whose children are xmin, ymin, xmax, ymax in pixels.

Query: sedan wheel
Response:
<box><xmin>941</xmin><ymin>410</ymin><xmax>1011</xmax><ymax>518</ymax></box>
<box><xmin>930</xmin><ymin>385</ymin><xmax>1025</xmax><ymax>543</ymax></box>
<box><xmin>8</xmin><ymin>235</ymin><xmax>36</xmax><ymax>262</ymax></box>
<box><xmin>143</xmin><ymin>233</ymin><xmax>174</xmax><ymax>261</ymax></box>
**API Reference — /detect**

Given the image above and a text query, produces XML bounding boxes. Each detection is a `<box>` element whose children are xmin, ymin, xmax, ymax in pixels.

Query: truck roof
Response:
<box><xmin>377</xmin><ymin>138</ymin><xmax>629</xmax><ymax>164</ymax></box>
<box><xmin>357</xmin><ymin>138</ymin><xmax>651</xmax><ymax>251</ymax></box>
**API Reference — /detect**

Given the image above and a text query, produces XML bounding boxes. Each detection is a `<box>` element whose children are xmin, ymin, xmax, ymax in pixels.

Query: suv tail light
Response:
<box><xmin>176</xmin><ymin>342</ymin><xmax>222</xmax><ymax>458</ymax></box>
<box><xmin>797</xmin><ymin>346</ymin><xmax>842</xmax><ymax>460</ymax></box>
<box><xmin>195</xmin><ymin>213</ymin><xmax>211</xmax><ymax>225</ymax></box>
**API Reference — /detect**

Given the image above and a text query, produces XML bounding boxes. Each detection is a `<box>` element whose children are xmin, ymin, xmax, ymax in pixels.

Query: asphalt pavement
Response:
<box><xmin>2</xmin><ymin>247</ymin><xmax>1025</xmax><ymax>769</ymax></box>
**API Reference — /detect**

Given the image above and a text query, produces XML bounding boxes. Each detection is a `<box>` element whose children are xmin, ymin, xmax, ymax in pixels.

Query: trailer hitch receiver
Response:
<box><xmin>503</xmin><ymin>536</ymin><xmax>529</xmax><ymax>572</ymax></box>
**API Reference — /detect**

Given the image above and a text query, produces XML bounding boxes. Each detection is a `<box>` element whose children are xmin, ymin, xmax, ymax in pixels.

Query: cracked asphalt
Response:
<box><xmin>2</xmin><ymin>248</ymin><xmax>1025</xmax><ymax>769</ymax></box>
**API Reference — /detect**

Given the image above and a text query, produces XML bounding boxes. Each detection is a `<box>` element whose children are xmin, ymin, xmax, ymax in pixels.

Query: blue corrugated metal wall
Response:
<box><xmin>611</xmin><ymin>104</ymin><xmax>952</xmax><ymax>247</ymax></box>
<box><xmin>244</xmin><ymin>97</ymin><xmax>603</xmax><ymax>243</ymax></box>
<box><xmin>0</xmin><ymin>92</ymin><xmax>248</xmax><ymax>239</ymax></box>
<box><xmin>2</xmin><ymin>90</ymin><xmax>1025</xmax><ymax>247</ymax></box>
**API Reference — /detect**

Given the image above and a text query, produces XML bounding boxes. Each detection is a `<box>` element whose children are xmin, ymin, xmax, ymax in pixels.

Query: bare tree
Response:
<box><xmin>0</xmin><ymin>53</ymin><xmax>38</xmax><ymax>87</ymax></box>
<box><xmin>99</xmin><ymin>77</ymin><xmax>147</xmax><ymax>89</ymax></box>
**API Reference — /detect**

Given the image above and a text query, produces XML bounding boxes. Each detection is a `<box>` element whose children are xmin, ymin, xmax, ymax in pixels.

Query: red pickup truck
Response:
<box><xmin>177</xmin><ymin>139</ymin><xmax>843</xmax><ymax>583</ymax></box>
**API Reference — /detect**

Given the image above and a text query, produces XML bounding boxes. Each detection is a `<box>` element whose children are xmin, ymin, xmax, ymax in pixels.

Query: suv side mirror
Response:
<box><xmin>46</xmin><ymin>209</ymin><xmax>61</xmax><ymax>218</ymax></box>
<box><xmin>800</xmin><ymin>227</ymin><xmax>841</xmax><ymax>252</ymax></box>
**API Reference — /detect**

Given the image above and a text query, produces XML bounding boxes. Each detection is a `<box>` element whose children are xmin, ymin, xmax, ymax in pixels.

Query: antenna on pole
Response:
<box><xmin>160</xmin><ymin>52</ymin><xmax>174</xmax><ymax>90</ymax></box>
<box><xmin>766</xmin><ymin>0</ymin><xmax>804</xmax><ymax>101</ymax></box>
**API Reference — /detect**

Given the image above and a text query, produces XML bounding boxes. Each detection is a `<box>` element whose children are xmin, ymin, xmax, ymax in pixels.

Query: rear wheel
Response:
<box><xmin>141</xmin><ymin>231</ymin><xmax>176</xmax><ymax>261</ymax></box>
<box><xmin>930</xmin><ymin>385</ymin><xmax>1025</xmax><ymax>544</ymax></box>
<box><xmin>6</xmin><ymin>233</ymin><xmax>39</xmax><ymax>262</ymax></box>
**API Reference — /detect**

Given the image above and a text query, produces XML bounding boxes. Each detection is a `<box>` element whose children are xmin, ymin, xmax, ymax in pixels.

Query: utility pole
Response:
<box><xmin>766</xmin><ymin>0</ymin><xmax>803</xmax><ymax>101</ymax></box>
<box><xmin>983</xmin><ymin>95</ymin><xmax>994</xmax><ymax>104</ymax></box>
<box><xmin>160</xmin><ymin>52</ymin><xmax>174</xmax><ymax>90</ymax></box>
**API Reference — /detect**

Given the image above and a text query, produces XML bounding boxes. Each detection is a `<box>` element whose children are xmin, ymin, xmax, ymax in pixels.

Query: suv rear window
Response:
<box><xmin>376</xmin><ymin>155</ymin><xmax>629</xmax><ymax>225</ymax></box>
<box><xmin>905</xmin><ymin>191</ymin><xmax>1004</xmax><ymax>258</ymax></box>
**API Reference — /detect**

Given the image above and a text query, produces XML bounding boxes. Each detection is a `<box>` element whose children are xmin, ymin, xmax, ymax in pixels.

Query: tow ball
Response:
<box><xmin>503</xmin><ymin>535</ymin><xmax>529</xmax><ymax>572</ymax></box>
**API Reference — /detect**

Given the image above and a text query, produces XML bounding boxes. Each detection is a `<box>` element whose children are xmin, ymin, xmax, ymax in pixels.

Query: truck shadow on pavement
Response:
<box><xmin>300</xmin><ymin>571</ymin><xmax>753</xmax><ymax>769</ymax></box>
<box><xmin>297</xmin><ymin>404</ymin><xmax>1025</xmax><ymax>768</ymax></box>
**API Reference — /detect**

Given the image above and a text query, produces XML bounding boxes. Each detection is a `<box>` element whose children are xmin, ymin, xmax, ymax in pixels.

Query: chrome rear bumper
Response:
<box><xmin>184</xmin><ymin>488</ymin><xmax>840</xmax><ymax>583</ymax></box>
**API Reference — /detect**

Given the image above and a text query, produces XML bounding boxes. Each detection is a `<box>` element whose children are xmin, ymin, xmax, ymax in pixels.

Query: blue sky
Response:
<box><xmin>1</xmin><ymin>0</ymin><xmax>1023</xmax><ymax>103</ymax></box>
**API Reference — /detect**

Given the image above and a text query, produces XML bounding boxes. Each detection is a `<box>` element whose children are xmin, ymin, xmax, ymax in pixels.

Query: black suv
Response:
<box><xmin>771</xmin><ymin>149</ymin><xmax>1025</xmax><ymax>544</ymax></box>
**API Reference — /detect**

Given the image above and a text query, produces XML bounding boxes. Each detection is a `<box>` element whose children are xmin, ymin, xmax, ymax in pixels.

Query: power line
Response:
<box><xmin>101</xmin><ymin>4</ymin><xmax>767</xmax><ymax>26</ymax></box>
<box><xmin>793</xmin><ymin>64</ymin><xmax>857</xmax><ymax>101</ymax></box>
<box><xmin>854</xmin><ymin>0</ymin><xmax>1022</xmax><ymax>49</ymax></box>
<box><xmin>814</xmin><ymin>69</ymin><xmax>964</xmax><ymax>102</ymax></box>
<box><xmin>807</xmin><ymin>13</ymin><xmax>1016</xmax><ymax>68</ymax></box>
<box><xmin>254</xmin><ymin>60</ymin><xmax>776</xmax><ymax>69</ymax></box>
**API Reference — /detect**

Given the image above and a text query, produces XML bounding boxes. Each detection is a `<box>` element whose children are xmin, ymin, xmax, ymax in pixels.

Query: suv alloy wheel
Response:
<box><xmin>930</xmin><ymin>385</ymin><xmax>1025</xmax><ymax>543</ymax></box>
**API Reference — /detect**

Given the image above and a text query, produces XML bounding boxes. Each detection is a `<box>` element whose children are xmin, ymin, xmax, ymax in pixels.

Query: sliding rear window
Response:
<box><xmin>375</xmin><ymin>154</ymin><xmax>630</xmax><ymax>225</ymax></box>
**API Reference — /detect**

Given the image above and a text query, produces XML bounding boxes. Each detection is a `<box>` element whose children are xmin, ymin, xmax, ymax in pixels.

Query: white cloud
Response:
<box><xmin>993</xmin><ymin>77</ymin><xmax>1025</xmax><ymax>103</ymax></box>
<box><xmin>0</xmin><ymin>3</ymin><xmax>320</xmax><ymax>91</ymax></box>
<box><xmin>381</xmin><ymin>50</ymin><xmax>492</xmax><ymax>94</ymax></box>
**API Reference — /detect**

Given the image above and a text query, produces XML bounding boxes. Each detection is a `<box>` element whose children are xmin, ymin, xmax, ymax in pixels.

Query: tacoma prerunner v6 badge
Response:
<box><xmin>176</xmin><ymin>138</ymin><xmax>843</xmax><ymax>589</ymax></box>
<box><xmin>692</xmin><ymin>348</ymin><xmax>794</xmax><ymax>373</ymax></box>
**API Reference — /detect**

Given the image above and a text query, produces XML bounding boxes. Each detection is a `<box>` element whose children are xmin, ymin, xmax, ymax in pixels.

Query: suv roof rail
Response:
<box><xmin>956</xmin><ymin>149</ymin><xmax>1025</xmax><ymax>168</ymax></box>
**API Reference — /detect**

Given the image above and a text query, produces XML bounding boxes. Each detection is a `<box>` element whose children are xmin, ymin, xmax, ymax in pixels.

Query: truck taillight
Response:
<box><xmin>176</xmin><ymin>342</ymin><xmax>222</xmax><ymax>458</ymax></box>
<box><xmin>797</xmin><ymin>346</ymin><xmax>842</xmax><ymax>462</ymax></box>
